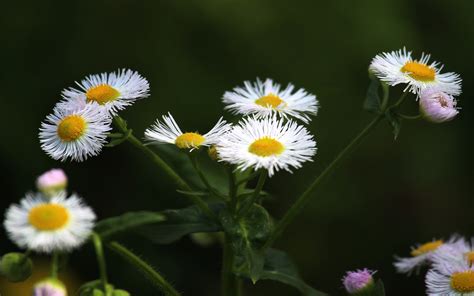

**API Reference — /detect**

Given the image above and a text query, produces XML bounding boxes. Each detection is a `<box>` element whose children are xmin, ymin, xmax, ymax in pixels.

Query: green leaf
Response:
<box><xmin>385</xmin><ymin>109</ymin><xmax>401</xmax><ymax>139</ymax></box>
<box><xmin>138</xmin><ymin>205</ymin><xmax>223</xmax><ymax>244</ymax></box>
<box><xmin>95</xmin><ymin>211</ymin><xmax>166</xmax><ymax>240</ymax></box>
<box><xmin>259</xmin><ymin>249</ymin><xmax>327</xmax><ymax>296</ymax></box>
<box><xmin>220</xmin><ymin>205</ymin><xmax>274</xmax><ymax>282</ymax></box>
<box><xmin>364</xmin><ymin>74</ymin><xmax>382</xmax><ymax>113</ymax></box>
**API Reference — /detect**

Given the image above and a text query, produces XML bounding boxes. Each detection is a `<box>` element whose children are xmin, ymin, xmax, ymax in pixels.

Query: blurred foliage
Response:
<box><xmin>1</xmin><ymin>0</ymin><xmax>473</xmax><ymax>295</ymax></box>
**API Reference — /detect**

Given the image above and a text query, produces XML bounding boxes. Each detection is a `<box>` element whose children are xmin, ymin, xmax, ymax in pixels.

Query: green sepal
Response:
<box><xmin>78</xmin><ymin>280</ymin><xmax>114</xmax><ymax>296</ymax></box>
<box><xmin>0</xmin><ymin>252</ymin><xmax>33</xmax><ymax>282</ymax></box>
<box><xmin>105</xmin><ymin>129</ymin><xmax>133</xmax><ymax>147</ymax></box>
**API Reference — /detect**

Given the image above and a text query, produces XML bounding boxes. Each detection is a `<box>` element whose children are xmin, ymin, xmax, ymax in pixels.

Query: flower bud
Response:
<box><xmin>419</xmin><ymin>88</ymin><xmax>459</xmax><ymax>123</ymax></box>
<box><xmin>342</xmin><ymin>268</ymin><xmax>375</xmax><ymax>295</ymax></box>
<box><xmin>113</xmin><ymin>289</ymin><xmax>130</xmax><ymax>296</ymax></box>
<box><xmin>36</xmin><ymin>169</ymin><xmax>68</xmax><ymax>197</ymax></box>
<box><xmin>0</xmin><ymin>252</ymin><xmax>33</xmax><ymax>282</ymax></box>
<box><xmin>33</xmin><ymin>278</ymin><xmax>67</xmax><ymax>296</ymax></box>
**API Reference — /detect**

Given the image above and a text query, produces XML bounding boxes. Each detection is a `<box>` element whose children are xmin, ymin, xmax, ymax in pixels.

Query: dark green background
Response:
<box><xmin>1</xmin><ymin>0</ymin><xmax>472</xmax><ymax>295</ymax></box>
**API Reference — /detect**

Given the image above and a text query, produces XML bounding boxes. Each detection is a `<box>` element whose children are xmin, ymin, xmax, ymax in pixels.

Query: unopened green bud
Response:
<box><xmin>113</xmin><ymin>289</ymin><xmax>131</xmax><ymax>296</ymax></box>
<box><xmin>0</xmin><ymin>252</ymin><xmax>33</xmax><ymax>282</ymax></box>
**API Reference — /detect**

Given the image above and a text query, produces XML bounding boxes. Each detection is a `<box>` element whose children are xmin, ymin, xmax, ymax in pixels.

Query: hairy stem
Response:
<box><xmin>50</xmin><ymin>252</ymin><xmax>59</xmax><ymax>279</ymax></box>
<box><xmin>92</xmin><ymin>232</ymin><xmax>109</xmax><ymax>293</ymax></box>
<box><xmin>221</xmin><ymin>236</ymin><xmax>241</xmax><ymax>296</ymax></box>
<box><xmin>108</xmin><ymin>241</ymin><xmax>181</xmax><ymax>296</ymax></box>
<box><xmin>238</xmin><ymin>170</ymin><xmax>266</xmax><ymax>216</ymax></box>
<box><xmin>262</xmin><ymin>114</ymin><xmax>384</xmax><ymax>250</ymax></box>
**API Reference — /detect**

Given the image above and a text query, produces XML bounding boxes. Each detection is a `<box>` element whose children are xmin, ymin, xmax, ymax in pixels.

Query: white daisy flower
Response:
<box><xmin>59</xmin><ymin>68</ymin><xmax>150</xmax><ymax>115</ymax></box>
<box><xmin>426</xmin><ymin>242</ymin><xmax>474</xmax><ymax>295</ymax></box>
<box><xmin>369</xmin><ymin>48</ymin><xmax>462</xmax><ymax>96</ymax></box>
<box><xmin>4</xmin><ymin>193</ymin><xmax>96</xmax><ymax>253</ymax></box>
<box><xmin>39</xmin><ymin>103</ymin><xmax>112</xmax><ymax>162</ymax></box>
<box><xmin>216</xmin><ymin>115</ymin><xmax>316</xmax><ymax>177</ymax></box>
<box><xmin>222</xmin><ymin>78</ymin><xmax>318</xmax><ymax>123</ymax></box>
<box><xmin>394</xmin><ymin>236</ymin><xmax>463</xmax><ymax>275</ymax></box>
<box><xmin>145</xmin><ymin>113</ymin><xmax>231</xmax><ymax>150</ymax></box>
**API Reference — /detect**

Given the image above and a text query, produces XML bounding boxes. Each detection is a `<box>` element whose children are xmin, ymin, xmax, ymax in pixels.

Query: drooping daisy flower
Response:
<box><xmin>394</xmin><ymin>236</ymin><xmax>463</xmax><ymax>275</ymax></box>
<box><xmin>39</xmin><ymin>103</ymin><xmax>112</xmax><ymax>162</ymax></box>
<box><xmin>216</xmin><ymin>115</ymin><xmax>316</xmax><ymax>177</ymax></box>
<box><xmin>36</xmin><ymin>169</ymin><xmax>68</xmax><ymax>197</ymax></box>
<box><xmin>342</xmin><ymin>269</ymin><xmax>376</xmax><ymax>295</ymax></box>
<box><xmin>419</xmin><ymin>87</ymin><xmax>459</xmax><ymax>123</ymax></box>
<box><xmin>426</xmin><ymin>243</ymin><xmax>474</xmax><ymax>295</ymax></box>
<box><xmin>222</xmin><ymin>78</ymin><xmax>318</xmax><ymax>123</ymax></box>
<box><xmin>369</xmin><ymin>48</ymin><xmax>462</xmax><ymax>96</ymax></box>
<box><xmin>144</xmin><ymin>113</ymin><xmax>231</xmax><ymax>150</ymax></box>
<box><xmin>33</xmin><ymin>278</ymin><xmax>67</xmax><ymax>296</ymax></box>
<box><xmin>4</xmin><ymin>193</ymin><xmax>96</xmax><ymax>253</ymax></box>
<box><xmin>59</xmin><ymin>69</ymin><xmax>150</xmax><ymax>115</ymax></box>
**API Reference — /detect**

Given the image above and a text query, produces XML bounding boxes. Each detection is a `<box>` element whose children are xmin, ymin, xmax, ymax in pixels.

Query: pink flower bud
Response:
<box><xmin>36</xmin><ymin>169</ymin><xmax>68</xmax><ymax>197</ymax></box>
<box><xmin>342</xmin><ymin>268</ymin><xmax>375</xmax><ymax>294</ymax></box>
<box><xmin>33</xmin><ymin>278</ymin><xmax>67</xmax><ymax>296</ymax></box>
<box><xmin>419</xmin><ymin>88</ymin><xmax>459</xmax><ymax>123</ymax></box>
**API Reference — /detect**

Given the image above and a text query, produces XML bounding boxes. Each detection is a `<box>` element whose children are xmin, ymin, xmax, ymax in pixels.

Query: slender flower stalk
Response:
<box><xmin>112</xmin><ymin>116</ymin><xmax>216</xmax><ymax>221</ymax></box>
<box><xmin>50</xmin><ymin>252</ymin><xmax>60</xmax><ymax>279</ymax></box>
<box><xmin>92</xmin><ymin>232</ymin><xmax>109</xmax><ymax>293</ymax></box>
<box><xmin>238</xmin><ymin>170</ymin><xmax>267</xmax><ymax>216</ymax></box>
<box><xmin>108</xmin><ymin>241</ymin><xmax>181</xmax><ymax>296</ymax></box>
<box><xmin>262</xmin><ymin>114</ymin><xmax>384</xmax><ymax>250</ymax></box>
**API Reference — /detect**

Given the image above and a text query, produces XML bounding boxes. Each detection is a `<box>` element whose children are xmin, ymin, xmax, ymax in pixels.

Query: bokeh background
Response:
<box><xmin>1</xmin><ymin>0</ymin><xmax>473</xmax><ymax>295</ymax></box>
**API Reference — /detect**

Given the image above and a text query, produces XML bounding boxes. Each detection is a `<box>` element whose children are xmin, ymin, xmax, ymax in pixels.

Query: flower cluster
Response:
<box><xmin>145</xmin><ymin>78</ymin><xmax>318</xmax><ymax>177</ymax></box>
<box><xmin>370</xmin><ymin>48</ymin><xmax>462</xmax><ymax>123</ymax></box>
<box><xmin>394</xmin><ymin>235</ymin><xmax>474</xmax><ymax>295</ymax></box>
<box><xmin>4</xmin><ymin>169</ymin><xmax>96</xmax><ymax>253</ymax></box>
<box><xmin>40</xmin><ymin>69</ymin><xmax>150</xmax><ymax>162</ymax></box>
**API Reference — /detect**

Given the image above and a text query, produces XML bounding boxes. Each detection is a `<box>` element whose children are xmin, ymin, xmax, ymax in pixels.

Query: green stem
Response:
<box><xmin>228</xmin><ymin>167</ymin><xmax>238</xmax><ymax>214</ymax></box>
<box><xmin>221</xmin><ymin>236</ymin><xmax>240</xmax><ymax>296</ymax></box>
<box><xmin>108</xmin><ymin>241</ymin><xmax>181</xmax><ymax>296</ymax></box>
<box><xmin>398</xmin><ymin>113</ymin><xmax>421</xmax><ymax>120</ymax></box>
<box><xmin>113</xmin><ymin>116</ymin><xmax>216</xmax><ymax>221</ymax></box>
<box><xmin>50</xmin><ymin>252</ymin><xmax>59</xmax><ymax>279</ymax></box>
<box><xmin>92</xmin><ymin>232</ymin><xmax>109</xmax><ymax>293</ymax></box>
<box><xmin>392</xmin><ymin>91</ymin><xmax>408</xmax><ymax>108</ymax></box>
<box><xmin>238</xmin><ymin>170</ymin><xmax>266</xmax><ymax>216</ymax></box>
<box><xmin>188</xmin><ymin>154</ymin><xmax>227</xmax><ymax>201</ymax></box>
<box><xmin>235</xmin><ymin>170</ymin><xmax>260</xmax><ymax>186</ymax></box>
<box><xmin>262</xmin><ymin>114</ymin><xmax>384</xmax><ymax>250</ymax></box>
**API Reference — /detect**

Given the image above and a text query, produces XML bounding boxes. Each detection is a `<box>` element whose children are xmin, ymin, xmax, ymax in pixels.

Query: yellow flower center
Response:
<box><xmin>28</xmin><ymin>204</ymin><xmax>70</xmax><ymax>231</ymax></box>
<box><xmin>410</xmin><ymin>240</ymin><xmax>443</xmax><ymax>256</ymax></box>
<box><xmin>248</xmin><ymin>137</ymin><xmax>285</xmax><ymax>157</ymax></box>
<box><xmin>175</xmin><ymin>132</ymin><xmax>205</xmax><ymax>149</ymax></box>
<box><xmin>451</xmin><ymin>271</ymin><xmax>474</xmax><ymax>293</ymax></box>
<box><xmin>465</xmin><ymin>252</ymin><xmax>474</xmax><ymax>265</ymax></box>
<box><xmin>255</xmin><ymin>93</ymin><xmax>285</xmax><ymax>108</ymax></box>
<box><xmin>57</xmin><ymin>115</ymin><xmax>87</xmax><ymax>142</ymax></box>
<box><xmin>86</xmin><ymin>84</ymin><xmax>120</xmax><ymax>105</ymax></box>
<box><xmin>401</xmin><ymin>61</ymin><xmax>436</xmax><ymax>82</ymax></box>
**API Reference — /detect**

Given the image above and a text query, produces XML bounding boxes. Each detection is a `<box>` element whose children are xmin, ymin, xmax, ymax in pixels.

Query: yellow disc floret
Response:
<box><xmin>451</xmin><ymin>271</ymin><xmax>474</xmax><ymax>293</ymax></box>
<box><xmin>28</xmin><ymin>204</ymin><xmax>70</xmax><ymax>231</ymax></box>
<box><xmin>465</xmin><ymin>252</ymin><xmax>474</xmax><ymax>265</ymax></box>
<box><xmin>401</xmin><ymin>61</ymin><xmax>436</xmax><ymax>82</ymax></box>
<box><xmin>248</xmin><ymin>137</ymin><xmax>285</xmax><ymax>157</ymax></box>
<box><xmin>57</xmin><ymin>115</ymin><xmax>87</xmax><ymax>142</ymax></box>
<box><xmin>86</xmin><ymin>84</ymin><xmax>120</xmax><ymax>105</ymax></box>
<box><xmin>411</xmin><ymin>240</ymin><xmax>443</xmax><ymax>257</ymax></box>
<box><xmin>175</xmin><ymin>132</ymin><xmax>205</xmax><ymax>149</ymax></box>
<box><xmin>255</xmin><ymin>93</ymin><xmax>285</xmax><ymax>108</ymax></box>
